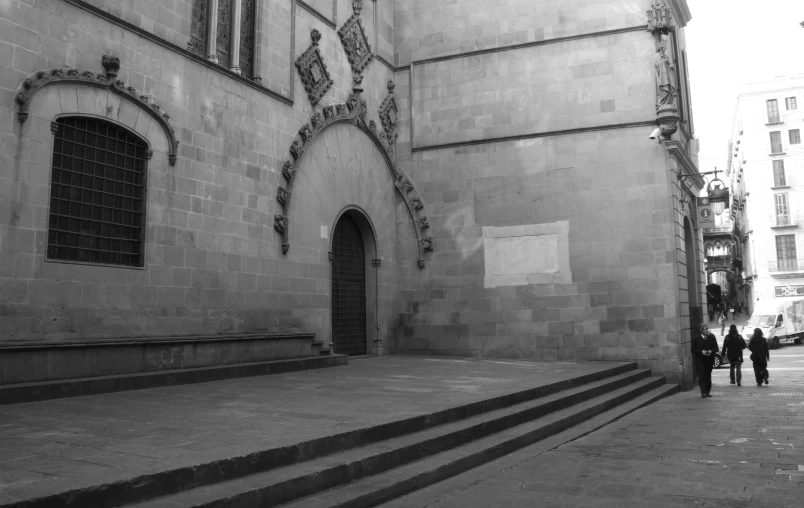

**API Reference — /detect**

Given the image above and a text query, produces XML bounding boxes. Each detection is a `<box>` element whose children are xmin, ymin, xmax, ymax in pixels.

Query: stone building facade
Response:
<box><xmin>1</xmin><ymin>0</ymin><xmax>703</xmax><ymax>387</ymax></box>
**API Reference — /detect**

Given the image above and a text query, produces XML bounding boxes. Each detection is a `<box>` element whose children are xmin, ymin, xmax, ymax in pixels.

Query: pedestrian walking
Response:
<box><xmin>747</xmin><ymin>328</ymin><xmax>770</xmax><ymax>387</ymax></box>
<box><xmin>722</xmin><ymin>324</ymin><xmax>746</xmax><ymax>386</ymax></box>
<box><xmin>718</xmin><ymin>311</ymin><xmax>727</xmax><ymax>335</ymax></box>
<box><xmin>692</xmin><ymin>323</ymin><xmax>719</xmax><ymax>398</ymax></box>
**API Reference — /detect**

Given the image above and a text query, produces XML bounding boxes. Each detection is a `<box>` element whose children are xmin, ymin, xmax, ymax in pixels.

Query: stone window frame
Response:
<box><xmin>47</xmin><ymin>116</ymin><xmax>150</xmax><ymax>268</ymax></box>
<box><xmin>18</xmin><ymin>83</ymin><xmax>173</xmax><ymax>271</ymax></box>
<box><xmin>188</xmin><ymin>0</ymin><xmax>265</xmax><ymax>83</ymax></box>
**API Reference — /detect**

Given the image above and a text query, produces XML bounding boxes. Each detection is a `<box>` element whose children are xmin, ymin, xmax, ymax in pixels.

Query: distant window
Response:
<box><xmin>775</xmin><ymin>194</ymin><xmax>791</xmax><ymax>226</ymax></box>
<box><xmin>770</xmin><ymin>131</ymin><xmax>783</xmax><ymax>153</ymax></box>
<box><xmin>787</xmin><ymin>97</ymin><xmax>798</xmax><ymax>110</ymax></box>
<box><xmin>773</xmin><ymin>160</ymin><xmax>787</xmax><ymax>187</ymax></box>
<box><xmin>776</xmin><ymin>234</ymin><xmax>797</xmax><ymax>270</ymax></box>
<box><xmin>791</xmin><ymin>129</ymin><xmax>801</xmax><ymax>145</ymax></box>
<box><xmin>48</xmin><ymin>117</ymin><xmax>147</xmax><ymax>267</ymax></box>
<box><xmin>767</xmin><ymin>99</ymin><xmax>780</xmax><ymax>123</ymax></box>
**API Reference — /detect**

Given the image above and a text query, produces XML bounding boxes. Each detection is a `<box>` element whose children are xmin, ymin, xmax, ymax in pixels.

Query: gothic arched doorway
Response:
<box><xmin>332</xmin><ymin>213</ymin><xmax>368</xmax><ymax>355</ymax></box>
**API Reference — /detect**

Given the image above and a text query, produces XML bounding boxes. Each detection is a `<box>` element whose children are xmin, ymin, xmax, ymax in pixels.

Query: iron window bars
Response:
<box><xmin>47</xmin><ymin>117</ymin><xmax>147</xmax><ymax>267</ymax></box>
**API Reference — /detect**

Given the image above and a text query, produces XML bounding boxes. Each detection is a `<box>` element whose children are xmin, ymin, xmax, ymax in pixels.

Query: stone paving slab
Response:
<box><xmin>0</xmin><ymin>356</ymin><xmax>627</xmax><ymax>505</ymax></box>
<box><xmin>381</xmin><ymin>364</ymin><xmax>804</xmax><ymax>508</ymax></box>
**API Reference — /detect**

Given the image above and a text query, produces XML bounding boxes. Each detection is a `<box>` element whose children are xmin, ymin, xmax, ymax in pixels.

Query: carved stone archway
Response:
<box><xmin>274</xmin><ymin>79</ymin><xmax>433</xmax><ymax>268</ymax></box>
<box><xmin>14</xmin><ymin>55</ymin><xmax>179</xmax><ymax>165</ymax></box>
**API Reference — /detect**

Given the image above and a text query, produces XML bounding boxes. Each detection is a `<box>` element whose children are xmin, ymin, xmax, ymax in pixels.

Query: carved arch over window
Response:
<box><xmin>13</xmin><ymin>56</ymin><xmax>179</xmax><ymax>166</ymax></box>
<box><xmin>273</xmin><ymin>81</ymin><xmax>433</xmax><ymax>269</ymax></box>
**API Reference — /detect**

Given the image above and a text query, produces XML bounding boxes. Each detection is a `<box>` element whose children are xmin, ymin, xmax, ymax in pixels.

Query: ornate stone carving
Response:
<box><xmin>647</xmin><ymin>1</ymin><xmax>674</xmax><ymax>33</ymax></box>
<box><xmin>276</xmin><ymin>187</ymin><xmax>291</xmax><ymax>207</ymax></box>
<box><xmin>647</xmin><ymin>2</ymin><xmax>679</xmax><ymax>139</ymax></box>
<box><xmin>282</xmin><ymin>160</ymin><xmax>296</xmax><ymax>183</ymax></box>
<box><xmin>101</xmin><ymin>55</ymin><xmax>120</xmax><ymax>79</ymax></box>
<box><xmin>372</xmin><ymin>258</ymin><xmax>381</xmax><ymax>268</ymax></box>
<box><xmin>338</xmin><ymin>6</ymin><xmax>373</xmax><ymax>76</ymax></box>
<box><xmin>13</xmin><ymin>57</ymin><xmax>180</xmax><ymax>165</ymax></box>
<box><xmin>295</xmin><ymin>29</ymin><xmax>334</xmax><ymax>106</ymax></box>
<box><xmin>145</xmin><ymin>148</ymin><xmax>154</xmax><ymax>160</ymax></box>
<box><xmin>378</xmin><ymin>80</ymin><xmax>399</xmax><ymax>151</ymax></box>
<box><xmin>50</xmin><ymin>121</ymin><xmax>59</xmax><ymax>134</ymax></box>
<box><xmin>273</xmin><ymin>83</ymin><xmax>432</xmax><ymax>268</ymax></box>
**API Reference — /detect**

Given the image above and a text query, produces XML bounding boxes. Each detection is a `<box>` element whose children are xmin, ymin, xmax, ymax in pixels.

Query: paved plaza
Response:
<box><xmin>382</xmin><ymin>341</ymin><xmax>804</xmax><ymax>508</ymax></box>
<box><xmin>0</xmin><ymin>356</ymin><xmax>621</xmax><ymax>505</ymax></box>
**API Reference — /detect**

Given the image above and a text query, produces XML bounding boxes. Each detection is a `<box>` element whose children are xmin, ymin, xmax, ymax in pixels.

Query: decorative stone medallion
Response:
<box><xmin>295</xmin><ymin>29</ymin><xmax>334</xmax><ymax>106</ymax></box>
<box><xmin>338</xmin><ymin>3</ymin><xmax>373</xmax><ymax>76</ymax></box>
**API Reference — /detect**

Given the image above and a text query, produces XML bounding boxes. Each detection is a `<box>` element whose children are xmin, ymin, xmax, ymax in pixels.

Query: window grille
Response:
<box><xmin>188</xmin><ymin>0</ymin><xmax>208</xmax><ymax>57</ymax></box>
<box><xmin>776</xmin><ymin>234</ymin><xmax>797</xmax><ymax>270</ymax></box>
<box><xmin>239</xmin><ymin>0</ymin><xmax>256</xmax><ymax>78</ymax></box>
<box><xmin>47</xmin><ymin>117</ymin><xmax>147</xmax><ymax>267</ymax></box>
<box><xmin>773</xmin><ymin>160</ymin><xmax>787</xmax><ymax>187</ymax></box>
<box><xmin>775</xmin><ymin>194</ymin><xmax>790</xmax><ymax>226</ymax></box>
<box><xmin>770</xmin><ymin>131</ymin><xmax>783</xmax><ymax>153</ymax></box>
<box><xmin>216</xmin><ymin>0</ymin><xmax>232</xmax><ymax>68</ymax></box>
<box><xmin>786</xmin><ymin>97</ymin><xmax>798</xmax><ymax>110</ymax></box>
<box><xmin>790</xmin><ymin>129</ymin><xmax>801</xmax><ymax>145</ymax></box>
<box><xmin>767</xmin><ymin>99</ymin><xmax>780</xmax><ymax>123</ymax></box>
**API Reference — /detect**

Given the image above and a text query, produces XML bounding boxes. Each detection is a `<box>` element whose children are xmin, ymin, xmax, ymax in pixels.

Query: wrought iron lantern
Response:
<box><xmin>706</xmin><ymin>172</ymin><xmax>730</xmax><ymax>216</ymax></box>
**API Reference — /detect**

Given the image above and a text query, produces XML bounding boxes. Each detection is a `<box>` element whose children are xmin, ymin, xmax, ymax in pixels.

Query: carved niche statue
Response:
<box><xmin>654</xmin><ymin>34</ymin><xmax>676</xmax><ymax>110</ymax></box>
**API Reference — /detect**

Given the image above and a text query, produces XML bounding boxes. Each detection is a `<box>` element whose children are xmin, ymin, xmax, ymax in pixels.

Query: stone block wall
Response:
<box><xmin>391</xmin><ymin>0</ymin><xmax>699</xmax><ymax>383</ymax></box>
<box><xmin>0</xmin><ymin>0</ymin><xmax>405</xmax><ymax>346</ymax></box>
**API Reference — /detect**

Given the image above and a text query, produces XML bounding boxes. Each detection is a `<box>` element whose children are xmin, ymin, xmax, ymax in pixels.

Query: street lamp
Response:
<box><xmin>705</xmin><ymin>169</ymin><xmax>730</xmax><ymax>216</ymax></box>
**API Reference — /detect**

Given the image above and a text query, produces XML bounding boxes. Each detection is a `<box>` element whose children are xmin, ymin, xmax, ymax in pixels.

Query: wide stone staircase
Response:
<box><xmin>9</xmin><ymin>362</ymin><xmax>677</xmax><ymax>508</ymax></box>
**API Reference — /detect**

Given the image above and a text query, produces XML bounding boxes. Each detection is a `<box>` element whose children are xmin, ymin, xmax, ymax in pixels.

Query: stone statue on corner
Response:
<box><xmin>654</xmin><ymin>33</ymin><xmax>676</xmax><ymax>110</ymax></box>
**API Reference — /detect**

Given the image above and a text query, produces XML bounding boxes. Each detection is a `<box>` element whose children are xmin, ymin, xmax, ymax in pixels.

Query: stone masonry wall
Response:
<box><xmin>391</xmin><ymin>0</ymin><xmax>697</xmax><ymax>383</ymax></box>
<box><xmin>0</xmin><ymin>0</ymin><xmax>404</xmax><ymax>345</ymax></box>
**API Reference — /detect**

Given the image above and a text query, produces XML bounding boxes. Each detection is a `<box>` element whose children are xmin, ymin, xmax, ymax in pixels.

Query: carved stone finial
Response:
<box><xmin>387</xmin><ymin>80</ymin><xmax>395</xmax><ymax>94</ymax></box>
<box><xmin>144</xmin><ymin>148</ymin><xmax>153</xmax><ymax>160</ymax></box>
<box><xmin>417</xmin><ymin>259</ymin><xmax>426</xmax><ymax>269</ymax></box>
<box><xmin>352</xmin><ymin>0</ymin><xmax>362</xmax><ymax>15</ymax></box>
<box><xmin>311</xmin><ymin>29</ymin><xmax>322</xmax><ymax>45</ymax></box>
<box><xmin>101</xmin><ymin>55</ymin><xmax>120</xmax><ymax>79</ymax></box>
<box><xmin>647</xmin><ymin>1</ymin><xmax>673</xmax><ymax>34</ymax></box>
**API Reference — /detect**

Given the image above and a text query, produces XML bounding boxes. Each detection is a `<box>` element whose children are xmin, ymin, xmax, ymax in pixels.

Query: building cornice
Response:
<box><xmin>668</xmin><ymin>0</ymin><xmax>692</xmax><ymax>28</ymax></box>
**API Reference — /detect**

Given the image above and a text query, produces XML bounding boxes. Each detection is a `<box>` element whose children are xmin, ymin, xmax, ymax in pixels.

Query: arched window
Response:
<box><xmin>48</xmin><ymin>117</ymin><xmax>148</xmax><ymax>267</ymax></box>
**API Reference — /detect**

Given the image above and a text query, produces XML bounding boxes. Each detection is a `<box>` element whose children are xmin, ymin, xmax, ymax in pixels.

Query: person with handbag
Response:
<box><xmin>747</xmin><ymin>328</ymin><xmax>770</xmax><ymax>387</ymax></box>
<box><xmin>692</xmin><ymin>323</ymin><xmax>719</xmax><ymax>397</ymax></box>
<box><xmin>722</xmin><ymin>324</ymin><xmax>746</xmax><ymax>386</ymax></box>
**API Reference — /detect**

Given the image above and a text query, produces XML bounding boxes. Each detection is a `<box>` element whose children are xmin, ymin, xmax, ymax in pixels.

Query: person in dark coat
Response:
<box><xmin>722</xmin><ymin>324</ymin><xmax>746</xmax><ymax>386</ymax></box>
<box><xmin>692</xmin><ymin>323</ymin><xmax>719</xmax><ymax>397</ymax></box>
<box><xmin>748</xmin><ymin>328</ymin><xmax>770</xmax><ymax>387</ymax></box>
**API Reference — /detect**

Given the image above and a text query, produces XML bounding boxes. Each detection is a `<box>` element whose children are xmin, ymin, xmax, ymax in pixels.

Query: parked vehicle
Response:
<box><xmin>742</xmin><ymin>298</ymin><xmax>804</xmax><ymax>349</ymax></box>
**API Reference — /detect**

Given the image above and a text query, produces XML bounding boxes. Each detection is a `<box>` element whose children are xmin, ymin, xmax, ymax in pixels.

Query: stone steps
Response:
<box><xmin>0</xmin><ymin>353</ymin><xmax>346</xmax><ymax>405</ymax></box>
<box><xmin>3</xmin><ymin>362</ymin><xmax>663</xmax><ymax>508</ymax></box>
<box><xmin>119</xmin><ymin>366</ymin><xmax>675</xmax><ymax>508</ymax></box>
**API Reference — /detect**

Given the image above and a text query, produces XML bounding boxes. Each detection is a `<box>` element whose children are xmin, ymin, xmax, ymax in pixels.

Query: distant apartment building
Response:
<box><xmin>729</xmin><ymin>76</ymin><xmax>804</xmax><ymax>312</ymax></box>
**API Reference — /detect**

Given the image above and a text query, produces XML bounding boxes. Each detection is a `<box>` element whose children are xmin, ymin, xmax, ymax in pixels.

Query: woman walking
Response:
<box><xmin>748</xmin><ymin>328</ymin><xmax>770</xmax><ymax>387</ymax></box>
<box><xmin>722</xmin><ymin>324</ymin><xmax>746</xmax><ymax>386</ymax></box>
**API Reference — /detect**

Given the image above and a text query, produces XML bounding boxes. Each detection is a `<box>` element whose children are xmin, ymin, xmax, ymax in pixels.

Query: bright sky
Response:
<box><xmin>686</xmin><ymin>0</ymin><xmax>804</xmax><ymax>171</ymax></box>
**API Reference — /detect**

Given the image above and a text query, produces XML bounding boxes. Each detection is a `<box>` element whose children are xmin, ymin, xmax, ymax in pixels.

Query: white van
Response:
<box><xmin>742</xmin><ymin>298</ymin><xmax>804</xmax><ymax>349</ymax></box>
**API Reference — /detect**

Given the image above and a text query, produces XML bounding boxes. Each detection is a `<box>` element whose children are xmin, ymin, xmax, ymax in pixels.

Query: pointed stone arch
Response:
<box><xmin>13</xmin><ymin>55</ymin><xmax>179</xmax><ymax>165</ymax></box>
<box><xmin>274</xmin><ymin>80</ymin><xmax>433</xmax><ymax>268</ymax></box>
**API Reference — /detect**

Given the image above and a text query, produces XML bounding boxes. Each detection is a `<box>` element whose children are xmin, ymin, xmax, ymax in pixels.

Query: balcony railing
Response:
<box><xmin>769</xmin><ymin>259</ymin><xmax>803</xmax><ymax>272</ymax></box>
